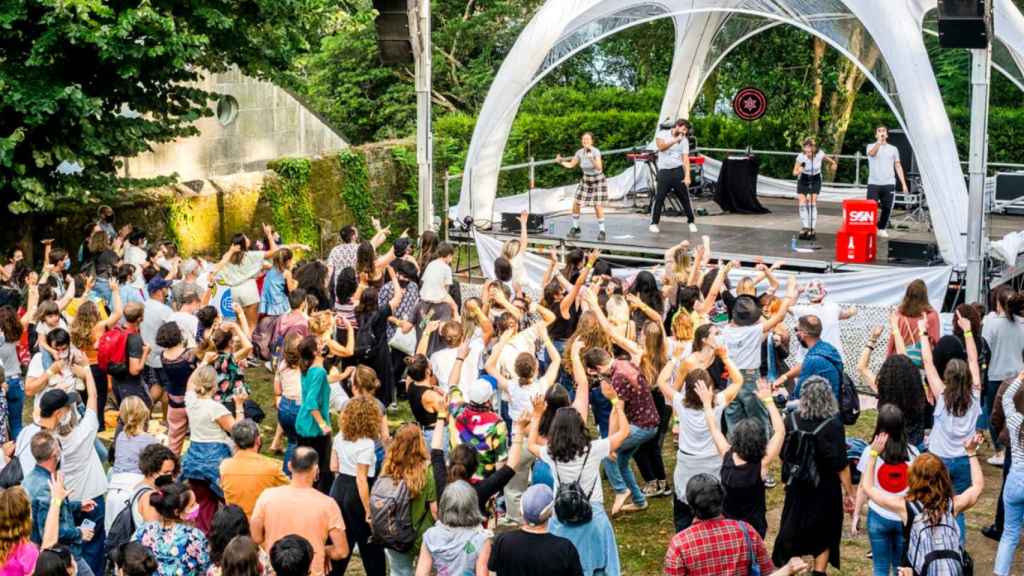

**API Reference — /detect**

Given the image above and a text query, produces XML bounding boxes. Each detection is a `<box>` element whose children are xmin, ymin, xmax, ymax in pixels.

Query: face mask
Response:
<box><xmin>182</xmin><ymin>506</ymin><xmax>200</xmax><ymax>522</ymax></box>
<box><xmin>63</xmin><ymin>259</ymin><xmax>71</xmax><ymax>271</ymax></box>
<box><xmin>103</xmin><ymin>213</ymin><xmax>114</xmax><ymax>223</ymax></box>
<box><xmin>797</xmin><ymin>335</ymin><xmax>809</xmax><ymax>349</ymax></box>
<box><xmin>154</xmin><ymin>474</ymin><xmax>174</xmax><ymax>487</ymax></box>
<box><xmin>59</xmin><ymin>410</ymin><xmax>73</xmax><ymax>427</ymax></box>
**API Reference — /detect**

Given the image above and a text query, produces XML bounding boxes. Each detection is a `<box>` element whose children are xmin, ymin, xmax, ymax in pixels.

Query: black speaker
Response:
<box><xmin>937</xmin><ymin>0</ymin><xmax>990</xmax><ymax>49</ymax></box>
<box><xmin>888</xmin><ymin>240</ymin><xmax>941</xmax><ymax>264</ymax></box>
<box><xmin>501</xmin><ymin>213</ymin><xmax>545</xmax><ymax>234</ymax></box>
<box><xmin>996</xmin><ymin>172</ymin><xmax>1024</xmax><ymax>215</ymax></box>
<box><xmin>373</xmin><ymin>0</ymin><xmax>413</xmax><ymax>65</ymax></box>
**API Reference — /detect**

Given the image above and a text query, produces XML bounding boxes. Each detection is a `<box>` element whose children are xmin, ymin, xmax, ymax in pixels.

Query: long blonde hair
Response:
<box><xmin>119</xmin><ymin>396</ymin><xmax>150</xmax><ymax>437</ymax></box>
<box><xmin>70</xmin><ymin>300</ymin><xmax>100</xmax><ymax>350</ymax></box>
<box><xmin>381</xmin><ymin>424</ymin><xmax>429</xmax><ymax>496</ymax></box>
<box><xmin>639</xmin><ymin>321</ymin><xmax>668</xmax><ymax>387</ymax></box>
<box><xmin>0</xmin><ymin>487</ymin><xmax>32</xmax><ymax>565</ymax></box>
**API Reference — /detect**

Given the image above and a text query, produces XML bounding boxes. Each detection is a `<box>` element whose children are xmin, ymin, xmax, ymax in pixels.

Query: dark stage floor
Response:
<box><xmin>462</xmin><ymin>197</ymin><xmax>1021</xmax><ymax>272</ymax></box>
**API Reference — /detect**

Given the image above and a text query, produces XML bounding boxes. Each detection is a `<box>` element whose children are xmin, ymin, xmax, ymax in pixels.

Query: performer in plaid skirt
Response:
<box><xmin>557</xmin><ymin>132</ymin><xmax>609</xmax><ymax>241</ymax></box>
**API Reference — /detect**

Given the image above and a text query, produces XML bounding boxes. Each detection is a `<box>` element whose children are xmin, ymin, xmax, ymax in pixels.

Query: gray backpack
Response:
<box><xmin>368</xmin><ymin>475</ymin><xmax>426</xmax><ymax>552</ymax></box>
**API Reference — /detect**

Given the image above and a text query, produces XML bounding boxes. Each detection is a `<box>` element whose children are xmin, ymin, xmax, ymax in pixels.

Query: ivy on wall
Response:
<box><xmin>337</xmin><ymin>149</ymin><xmax>373</xmax><ymax>236</ymax></box>
<box><xmin>264</xmin><ymin>158</ymin><xmax>319</xmax><ymax>248</ymax></box>
<box><xmin>389</xmin><ymin>146</ymin><xmax>418</xmax><ymax>222</ymax></box>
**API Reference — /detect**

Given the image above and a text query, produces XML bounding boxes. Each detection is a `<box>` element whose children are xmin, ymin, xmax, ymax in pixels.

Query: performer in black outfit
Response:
<box><xmin>650</xmin><ymin>119</ymin><xmax>696</xmax><ymax>235</ymax></box>
<box><xmin>792</xmin><ymin>138</ymin><xmax>836</xmax><ymax>241</ymax></box>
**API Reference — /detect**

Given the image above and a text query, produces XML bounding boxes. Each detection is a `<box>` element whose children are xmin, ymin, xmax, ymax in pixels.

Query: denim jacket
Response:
<box><xmin>23</xmin><ymin>465</ymin><xmax>82</xmax><ymax>552</ymax></box>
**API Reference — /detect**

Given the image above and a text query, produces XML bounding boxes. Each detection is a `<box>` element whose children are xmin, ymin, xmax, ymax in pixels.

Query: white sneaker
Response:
<box><xmin>688</xmin><ymin>223</ymin><xmax>698</xmax><ymax>233</ymax></box>
<box><xmin>877</xmin><ymin>229</ymin><xmax>889</xmax><ymax>238</ymax></box>
<box><xmin>649</xmin><ymin>224</ymin><xmax>660</xmax><ymax>234</ymax></box>
<box><xmin>988</xmin><ymin>454</ymin><xmax>1005</xmax><ymax>467</ymax></box>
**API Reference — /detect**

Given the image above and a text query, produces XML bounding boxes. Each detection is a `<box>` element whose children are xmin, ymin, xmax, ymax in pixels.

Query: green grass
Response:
<box><xmin>101</xmin><ymin>368</ymin><xmax>1013</xmax><ymax>575</ymax></box>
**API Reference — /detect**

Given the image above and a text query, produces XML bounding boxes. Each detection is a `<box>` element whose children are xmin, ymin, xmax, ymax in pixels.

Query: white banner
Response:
<box><xmin>474</xmin><ymin>232</ymin><xmax>952</xmax><ymax>309</ymax></box>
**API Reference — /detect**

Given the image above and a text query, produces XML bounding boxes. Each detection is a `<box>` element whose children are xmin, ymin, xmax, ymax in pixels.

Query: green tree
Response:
<box><xmin>0</xmin><ymin>0</ymin><xmax>340</xmax><ymax>214</ymax></box>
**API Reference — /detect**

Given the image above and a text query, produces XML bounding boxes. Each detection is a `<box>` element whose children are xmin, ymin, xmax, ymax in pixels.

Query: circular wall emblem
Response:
<box><xmin>732</xmin><ymin>87</ymin><xmax>768</xmax><ymax>121</ymax></box>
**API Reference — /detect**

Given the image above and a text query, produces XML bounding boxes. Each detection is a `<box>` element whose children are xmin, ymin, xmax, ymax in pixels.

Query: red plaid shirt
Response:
<box><xmin>663</xmin><ymin>517</ymin><xmax>774</xmax><ymax>576</ymax></box>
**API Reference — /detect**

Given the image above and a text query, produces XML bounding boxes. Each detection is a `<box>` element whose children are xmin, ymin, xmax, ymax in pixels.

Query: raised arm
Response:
<box><xmin>953</xmin><ymin>434</ymin><xmax>985</xmax><ymax>515</ymax></box>
<box><xmin>416</xmin><ymin>321</ymin><xmax>440</xmax><ymax>356</ymax></box>
<box><xmin>516</xmin><ymin>211</ymin><xmax>528</xmax><ymax>257</ymax></box>
<box><xmin>657</xmin><ymin>358</ymin><xmax>682</xmax><ymax>404</ymax></box>
<box><xmin>560</xmin><ymin>250</ymin><xmax>597</xmax><ymax>320</ymax></box>
<box><xmin>696</xmin><ymin>380</ymin><xmax>730</xmax><ymax>456</ymax></box>
<box><xmin>539</xmin><ymin>327</ymin><xmax>561</xmax><ymax>388</ymax></box>
<box><xmin>860</xmin><ymin>434</ymin><xmax>908</xmax><ymax>521</ymax></box>
<box><xmin>888</xmin><ymin>311</ymin><xmax>907</xmax><ymax>355</ymax></box>
<box><xmin>604</xmin><ymin>382</ymin><xmax>630</xmax><ymax>452</ymax></box>
<box><xmin>758</xmin><ymin>378</ymin><xmax>785</xmax><ymax>465</ymax></box>
<box><xmin>568</xmin><ymin>340</ymin><xmax>591</xmax><ymax>419</ymax></box>
<box><xmin>762</xmin><ymin>275</ymin><xmax>798</xmax><ymax>334</ymax></box>
<box><xmin>626</xmin><ymin>293</ymin><xmax>662</xmax><ymax>325</ymax></box>
<box><xmin>956</xmin><ymin>313</ymin><xmax>982</xmax><ymax>392</ymax></box>
<box><xmin>695</xmin><ymin>260</ymin><xmax>733</xmax><ymax>316</ymax></box>
<box><xmin>857</xmin><ymin>326</ymin><xmax>884</xmax><ymax>392</ymax></box>
<box><xmin>484</xmin><ymin>330</ymin><xmax>513</xmax><ymax>393</ymax></box>
<box><xmin>918</xmin><ymin>318</ymin><xmax>945</xmax><ymax>399</ymax></box>
<box><xmin>99</xmin><ymin>278</ymin><xmax>124</xmax><ymax>329</ymax></box>
<box><xmin>719</xmin><ymin>349</ymin><xmax>745</xmax><ymax>405</ymax></box>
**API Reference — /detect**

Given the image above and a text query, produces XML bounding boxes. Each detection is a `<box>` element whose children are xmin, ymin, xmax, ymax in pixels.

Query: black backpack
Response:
<box><xmin>821</xmin><ymin>353</ymin><xmax>860</xmax><ymax>426</ymax></box>
<box><xmin>554</xmin><ymin>445</ymin><xmax>595</xmax><ymax>526</ymax></box>
<box><xmin>105</xmin><ymin>486</ymin><xmax>152</xmax><ymax>566</ymax></box>
<box><xmin>781</xmin><ymin>412</ymin><xmax>832</xmax><ymax>488</ymax></box>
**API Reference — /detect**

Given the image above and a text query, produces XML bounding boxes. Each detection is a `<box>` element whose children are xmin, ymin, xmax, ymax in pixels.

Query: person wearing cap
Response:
<box><xmin>417</xmin><ymin>480</ymin><xmax>493</xmax><ymax>576</ymax></box>
<box><xmin>788</xmin><ymin>281</ymin><xmax>856</xmax><ymax>362</ymax></box>
<box><xmin>14</xmin><ymin>388</ymin><xmax>76</xmax><ymax>474</ymax></box>
<box><xmin>140</xmin><ymin>275</ymin><xmax>173</xmax><ymax>409</ymax></box>
<box><xmin>719</xmin><ymin>275</ymin><xmax>798</xmax><ymax>432</ymax></box>
<box><xmin>449</xmin><ymin>377</ymin><xmax>508</xmax><ymax>483</ymax></box>
<box><xmin>650</xmin><ymin>118</ymin><xmax>697</xmax><ymax>235</ymax></box>
<box><xmin>487</xmin><ymin>484</ymin><xmax>583</xmax><ymax>576</ymax></box>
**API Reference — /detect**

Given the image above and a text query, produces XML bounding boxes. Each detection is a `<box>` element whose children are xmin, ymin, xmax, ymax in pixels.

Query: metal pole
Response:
<box><xmin>443</xmin><ymin>170</ymin><xmax>450</xmax><ymax>243</ymax></box>
<box><xmin>414</xmin><ymin>0</ymin><xmax>433</xmax><ymax>235</ymax></box>
<box><xmin>966</xmin><ymin>17</ymin><xmax>992</xmax><ymax>304</ymax></box>
<box><xmin>854</xmin><ymin>151</ymin><xmax>861</xmax><ymax>186</ymax></box>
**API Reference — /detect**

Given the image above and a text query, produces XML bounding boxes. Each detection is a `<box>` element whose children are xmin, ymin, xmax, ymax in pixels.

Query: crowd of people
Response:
<box><xmin>0</xmin><ymin>204</ymin><xmax>1018</xmax><ymax>576</ymax></box>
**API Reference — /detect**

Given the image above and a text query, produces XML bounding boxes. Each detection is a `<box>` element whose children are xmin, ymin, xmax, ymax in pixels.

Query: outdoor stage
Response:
<box><xmin>452</xmin><ymin>196</ymin><xmax>1023</xmax><ymax>274</ymax></box>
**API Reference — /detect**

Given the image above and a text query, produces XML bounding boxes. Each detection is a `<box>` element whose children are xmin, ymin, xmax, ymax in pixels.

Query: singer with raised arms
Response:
<box><xmin>650</xmin><ymin>119</ymin><xmax>696</xmax><ymax>235</ymax></box>
<box><xmin>792</xmin><ymin>137</ymin><xmax>837</xmax><ymax>241</ymax></box>
<box><xmin>557</xmin><ymin>132</ymin><xmax>608</xmax><ymax>241</ymax></box>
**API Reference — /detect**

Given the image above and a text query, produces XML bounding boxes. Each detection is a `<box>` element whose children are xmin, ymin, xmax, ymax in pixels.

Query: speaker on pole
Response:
<box><xmin>373</xmin><ymin>0</ymin><xmax>414</xmax><ymax>65</ymax></box>
<box><xmin>937</xmin><ymin>0</ymin><xmax>990</xmax><ymax>49</ymax></box>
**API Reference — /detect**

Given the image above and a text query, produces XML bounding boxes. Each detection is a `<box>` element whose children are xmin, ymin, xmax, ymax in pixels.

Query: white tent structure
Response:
<box><xmin>455</xmin><ymin>0</ymin><xmax>1024</xmax><ymax>267</ymax></box>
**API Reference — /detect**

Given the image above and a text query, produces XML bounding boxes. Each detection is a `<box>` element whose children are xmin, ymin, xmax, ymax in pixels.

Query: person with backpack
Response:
<box><xmin>851</xmin><ymin>404</ymin><xmax>920</xmax><ymax>576</ymax></box>
<box><xmin>994</xmin><ymin>371</ymin><xmax>1024</xmax><ymax>575</ymax></box>
<box><xmin>372</xmin><ymin>423</ymin><xmax>436</xmax><ymax>576</ymax></box>
<box><xmin>787</xmin><ymin>315</ymin><xmax>843</xmax><ymax>402</ymax></box>
<box><xmin>919</xmin><ymin>313</ymin><xmax>982</xmax><ymax>545</ymax></box>
<box><xmin>527</xmin><ymin>378</ymin><xmax>629</xmax><ymax>576</ymax></box>
<box><xmin>105</xmin><ymin>443</ymin><xmax>178</xmax><ymax>561</ymax></box>
<box><xmin>104</xmin><ymin>302</ymin><xmax>151</xmax><ymax>409</ymax></box>
<box><xmin>860</xmin><ymin>432</ymin><xmax>983</xmax><ymax>576</ymax></box>
<box><xmin>772</xmin><ymin>377</ymin><xmax>854</xmax><ymax>576</ymax></box>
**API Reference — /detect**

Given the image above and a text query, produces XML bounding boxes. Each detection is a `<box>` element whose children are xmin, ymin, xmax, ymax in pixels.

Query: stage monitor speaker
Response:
<box><xmin>937</xmin><ymin>0</ymin><xmax>990</xmax><ymax>49</ymax></box>
<box><xmin>996</xmin><ymin>172</ymin><xmax>1024</xmax><ymax>215</ymax></box>
<box><xmin>372</xmin><ymin>0</ymin><xmax>414</xmax><ymax>65</ymax></box>
<box><xmin>501</xmin><ymin>212</ymin><xmax>545</xmax><ymax>234</ymax></box>
<box><xmin>887</xmin><ymin>240</ymin><xmax>941</xmax><ymax>264</ymax></box>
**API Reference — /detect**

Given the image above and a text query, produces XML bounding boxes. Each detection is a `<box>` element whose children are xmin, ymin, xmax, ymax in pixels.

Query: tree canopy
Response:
<box><xmin>0</xmin><ymin>0</ymin><xmax>339</xmax><ymax>213</ymax></box>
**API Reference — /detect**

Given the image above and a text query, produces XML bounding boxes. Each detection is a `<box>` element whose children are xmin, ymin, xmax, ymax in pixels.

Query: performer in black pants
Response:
<box><xmin>793</xmin><ymin>137</ymin><xmax>836</xmax><ymax>241</ymax></box>
<box><xmin>865</xmin><ymin>125</ymin><xmax>908</xmax><ymax>238</ymax></box>
<box><xmin>650</xmin><ymin>119</ymin><xmax>696</xmax><ymax>234</ymax></box>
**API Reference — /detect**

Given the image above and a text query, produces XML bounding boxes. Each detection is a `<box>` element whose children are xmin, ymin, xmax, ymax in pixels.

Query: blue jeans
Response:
<box><xmin>590</xmin><ymin>386</ymin><xmax>612</xmax><ymax>438</ymax></box>
<box><xmin>995</xmin><ymin>467</ymin><xmax>1024</xmax><ymax>575</ymax></box>
<box><xmin>277</xmin><ymin>398</ymin><xmax>300</xmax><ymax>476</ymax></box>
<box><xmin>89</xmin><ymin>278</ymin><xmax>113</xmax><ymax>310</ymax></box>
<box><xmin>940</xmin><ymin>455</ymin><xmax>971</xmax><ymax>546</ymax></box>
<box><xmin>532</xmin><ymin>459</ymin><xmax>554</xmax><ymax>489</ymax></box>
<box><xmin>423</xmin><ymin>424</ymin><xmax>449</xmax><ymax>459</ymax></box>
<box><xmin>603</xmin><ymin>425</ymin><xmax>657</xmax><ymax>506</ymax></box>
<box><xmin>79</xmin><ymin>495</ymin><xmax>105</xmax><ymax>576</ymax></box>
<box><xmin>6</xmin><ymin>377</ymin><xmax>23</xmax><ymax>440</ymax></box>
<box><xmin>868</xmin><ymin>508</ymin><xmax>904</xmax><ymax>576</ymax></box>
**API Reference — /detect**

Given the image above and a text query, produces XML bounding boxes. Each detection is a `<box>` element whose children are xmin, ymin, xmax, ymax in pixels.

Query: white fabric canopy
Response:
<box><xmin>457</xmin><ymin>0</ymin><xmax>1024</xmax><ymax>268</ymax></box>
<box><xmin>475</xmin><ymin>232</ymin><xmax>952</xmax><ymax>309</ymax></box>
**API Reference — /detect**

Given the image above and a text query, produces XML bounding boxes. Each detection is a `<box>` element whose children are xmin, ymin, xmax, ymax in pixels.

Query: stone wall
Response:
<box><xmin>1</xmin><ymin>140</ymin><xmax>416</xmax><ymax>264</ymax></box>
<box><xmin>123</xmin><ymin>68</ymin><xmax>348</xmax><ymax>182</ymax></box>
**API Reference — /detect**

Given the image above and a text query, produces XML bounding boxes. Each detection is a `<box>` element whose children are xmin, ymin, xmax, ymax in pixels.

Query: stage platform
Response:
<box><xmin>451</xmin><ymin>196</ymin><xmax>1023</xmax><ymax>274</ymax></box>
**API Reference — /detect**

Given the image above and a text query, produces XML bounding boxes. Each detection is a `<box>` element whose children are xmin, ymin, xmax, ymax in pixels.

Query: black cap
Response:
<box><xmin>39</xmin><ymin>389</ymin><xmax>72</xmax><ymax>418</ymax></box>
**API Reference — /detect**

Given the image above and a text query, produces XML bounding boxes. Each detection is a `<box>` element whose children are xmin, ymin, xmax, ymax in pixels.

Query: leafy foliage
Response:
<box><xmin>337</xmin><ymin>149</ymin><xmax>373</xmax><ymax>236</ymax></box>
<box><xmin>265</xmin><ymin>158</ymin><xmax>319</xmax><ymax>248</ymax></box>
<box><xmin>0</xmin><ymin>0</ymin><xmax>340</xmax><ymax>213</ymax></box>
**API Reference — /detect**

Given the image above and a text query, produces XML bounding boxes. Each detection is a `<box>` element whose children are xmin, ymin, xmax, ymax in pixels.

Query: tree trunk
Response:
<box><xmin>808</xmin><ymin>37</ymin><xmax>826</xmax><ymax>137</ymax></box>
<box><xmin>823</xmin><ymin>28</ymin><xmax>880</xmax><ymax>182</ymax></box>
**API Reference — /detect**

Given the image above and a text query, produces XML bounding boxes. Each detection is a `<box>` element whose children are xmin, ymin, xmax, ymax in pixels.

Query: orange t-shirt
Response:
<box><xmin>252</xmin><ymin>485</ymin><xmax>345</xmax><ymax>576</ymax></box>
<box><xmin>219</xmin><ymin>451</ymin><xmax>289</xmax><ymax>517</ymax></box>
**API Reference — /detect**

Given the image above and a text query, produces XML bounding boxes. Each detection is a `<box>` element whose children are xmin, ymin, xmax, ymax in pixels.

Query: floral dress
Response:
<box><xmin>212</xmin><ymin>352</ymin><xmax>248</xmax><ymax>402</ymax></box>
<box><xmin>133</xmin><ymin>521</ymin><xmax>211</xmax><ymax>576</ymax></box>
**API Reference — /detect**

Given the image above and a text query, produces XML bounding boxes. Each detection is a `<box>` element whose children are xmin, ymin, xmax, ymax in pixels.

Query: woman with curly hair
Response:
<box><xmin>328</xmin><ymin>396</ymin><xmax>385</xmax><ymax>576</ymax></box>
<box><xmin>772</xmin><ymin>378</ymin><xmax>853</xmax><ymax>574</ymax></box>
<box><xmin>858</xmin><ymin>335</ymin><xmax>929</xmax><ymax>449</ymax></box>
<box><xmin>697</xmin><ymin>377</ymin><xmax>785</xmax><ymax>538</ymax></box>
<box><xmin>860</xmin><ymin>434</ymin><xmax>983</xmax><ymax>575</ymax></box>
<box><xmin>69</xmin><ymin>280</ymin><xmax>122</xmax><ymax>427</ymax></box>
<box><xmin>380</xmin><ymin>423</ymin><xmax>437</xmax><ymax>576</ymax></box>
<box><xmin>920</xmin><ymin>313</ymin><xmax>983</xmax><ymax>544</ymax></box>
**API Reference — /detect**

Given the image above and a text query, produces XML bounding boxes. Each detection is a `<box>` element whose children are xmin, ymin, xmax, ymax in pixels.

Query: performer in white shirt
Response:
<box><xmin>792</xmin><ymin>137</ymin><xmax>837</xmax><ymax>241</ymax></box>
<box><xmin>866</xmin><ymin>125</ymin><xmax>909</xmax><ymax>238</ymax></box>
<box><xmin>650</xmin><ymin>119</ymin><xmax>696</xmax><ymax>234</ymax></box>
<box><xmin>557</xmin><ymin>132</ymin><xmax>608</xmax><ymax>241</ymax></box>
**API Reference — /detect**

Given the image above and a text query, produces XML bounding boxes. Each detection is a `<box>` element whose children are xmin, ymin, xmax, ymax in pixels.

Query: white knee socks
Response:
<box><xmin>799</xmin><ymin>204</ymin><xmax>810</xmax><ymax>229</ymax></box>
<box><xmin>809</xmin><ymin>204</ymin><xmax>818</xmax><ymax>229</ymax></box>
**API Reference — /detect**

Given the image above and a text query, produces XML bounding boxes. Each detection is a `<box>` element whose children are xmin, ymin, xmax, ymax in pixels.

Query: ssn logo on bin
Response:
<box><xmin>847</xmin><ymin>210</ymin><xmax>875</xmax><ymax>224</ymax></box>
